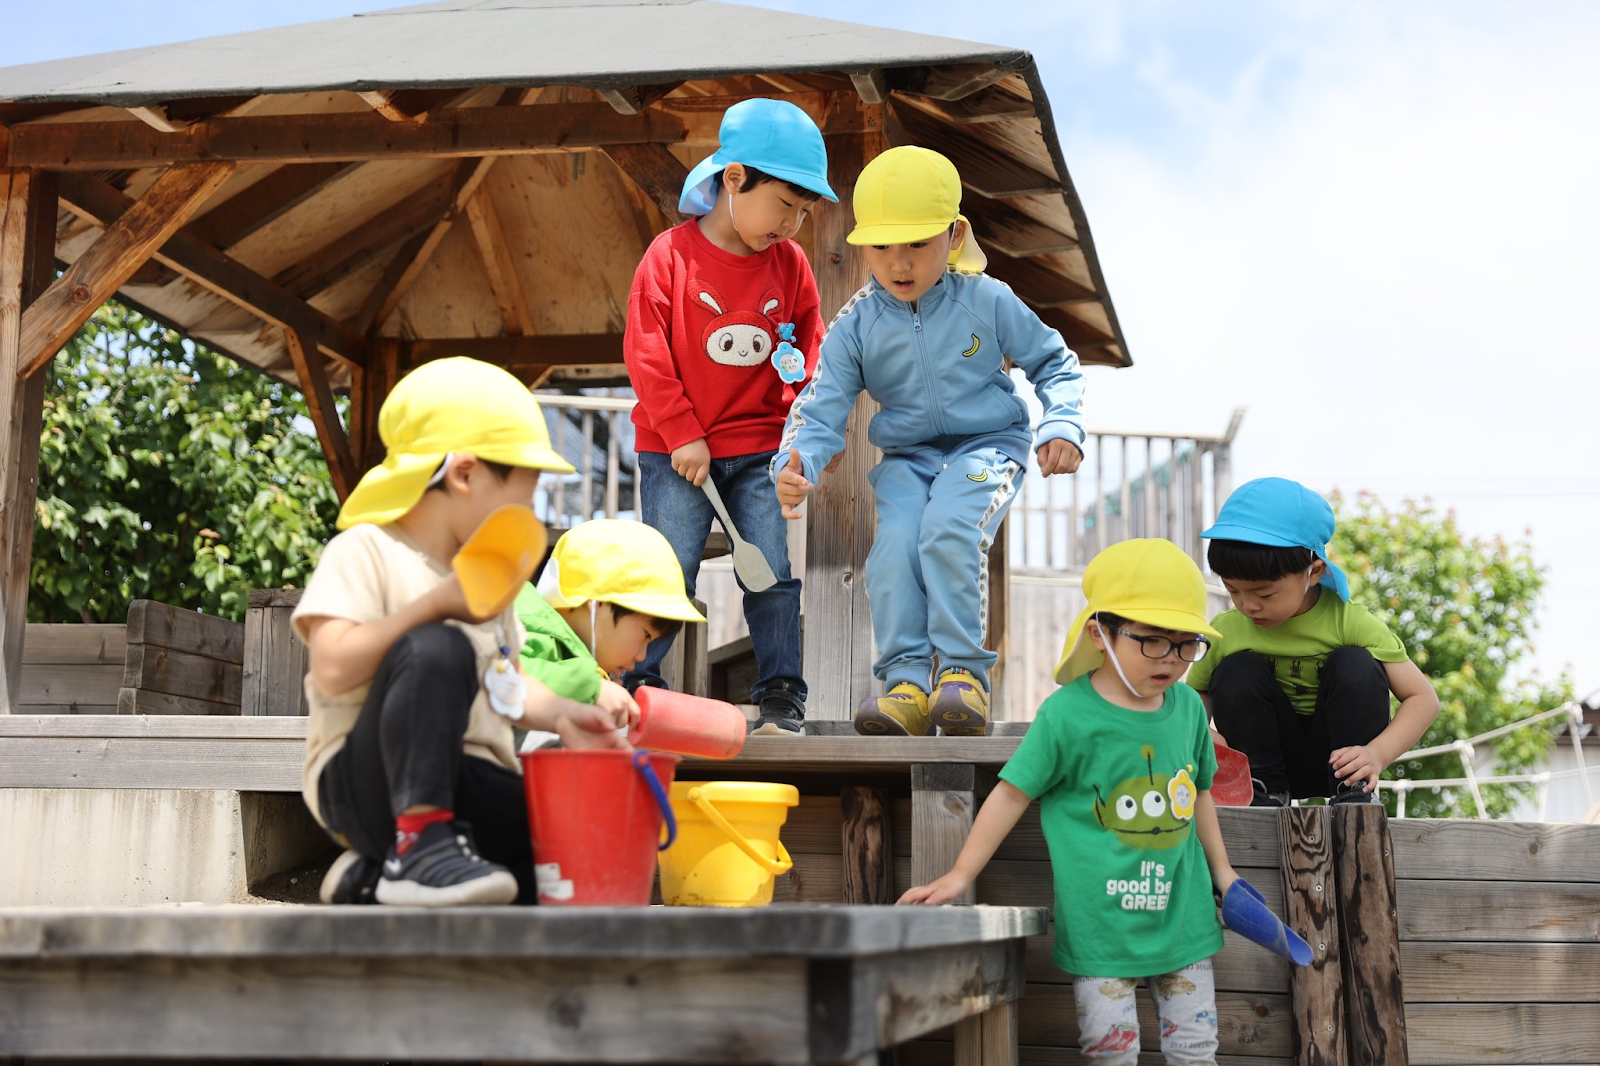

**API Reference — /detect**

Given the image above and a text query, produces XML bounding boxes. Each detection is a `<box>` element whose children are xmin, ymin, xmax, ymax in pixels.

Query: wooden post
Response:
<box><xmin>242</xmin><ymin>588</ymin><xmax>310</xmax><ymax>717</ymax></box>
<box><xmin>0</xmin><ymin>168</ymin><xmax>56</xmax><ymax>714</ymax></box>
<box><xmin>354</xmin><ymin>338</ymin><xmax>401</xmax><ymax>473</ymax></box>
<box><xmin>1331</xmin><ymin>803</ymin><xmax>1409</xmax><ymax>1065</ymax></box>
<box><xmin>911</xmin><ymin>763</ymin><xmax>977</xmax><ymax>904</ymax></box>
<box><xmin>1278</xmin><ymin>806</ymin><xmax>1346</xmax><ymax>1065</ymax></box>
<box><xmin>283</xmin><ymin>328</ymin><xmax>358</xmax><ymax>501</ymax></box>
<box><xmin>954</xmin><ymin>999</ymin><xmax>1019</xmax><ymax>1066</ymax></box>
<box><xmin>804</xmin><ymin>99</ymin><xmax>885</xmax><ymax>720</ymax></box>
<box><xmin>840</xmin><ymin>785</ymin><xmax>893</xmax><ymax>904</ymax></box>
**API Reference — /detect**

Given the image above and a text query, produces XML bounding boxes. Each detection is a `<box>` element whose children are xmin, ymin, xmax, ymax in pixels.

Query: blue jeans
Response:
<box><xmin>623</xmin><ymin>450</ymin><xmax>805</xmax><ymax>712</ymax></box>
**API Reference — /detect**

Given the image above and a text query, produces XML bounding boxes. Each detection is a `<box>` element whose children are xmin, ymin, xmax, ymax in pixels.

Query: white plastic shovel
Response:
<box><xmin>701</xmin><ymin>479</ymin><xmax>778</xmax><ymax>592</ymax></box>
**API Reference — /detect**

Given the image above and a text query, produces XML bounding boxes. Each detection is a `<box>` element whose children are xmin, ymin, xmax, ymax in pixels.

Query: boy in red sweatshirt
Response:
<box><xmin>621</xmin><ymin>98</ymin><xmax>835</xmax><ymax>734</ymax></box>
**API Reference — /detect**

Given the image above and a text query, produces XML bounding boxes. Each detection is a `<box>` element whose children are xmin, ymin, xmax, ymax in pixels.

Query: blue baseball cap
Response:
<box><xmin>1200</xmin><ymin>478</ymin><xmax>1350</xmax><ymax>600</ymax></box>
<box><xmin>678</xmin><ymin>98</ymin><xmax>838</xmax><ymax>216</ymax></box>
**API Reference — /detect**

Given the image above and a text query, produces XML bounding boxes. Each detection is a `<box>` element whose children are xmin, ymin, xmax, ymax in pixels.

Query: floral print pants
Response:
<box><xmin>1071</xmin><ymin>958</ymin><xmax>1218</xmax><ymax>1065</ymax></box>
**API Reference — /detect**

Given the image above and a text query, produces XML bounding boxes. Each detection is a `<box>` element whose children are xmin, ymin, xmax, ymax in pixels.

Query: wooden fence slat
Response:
<box><xmin>22</xmin><ymin>624</ymin><xmax>127</xmax><ymax>664</ymax></box>
<box><xmin>117</xmin><ymin>689</ymin><xmax>239</xmax><ymax>717</ymax></box>
<box><xmin>1277</xmin><ymin>806</ymin><xmax>1344</xmax><ymax>1066</ymax></box>
<box><xmin>1331</xmin><ymin>803</ymin><xmax>1408</xmax><ymax>1066</ymax></box>
<box><xmin>121</xmin><ymin>645</ymin><xmax>243</xmax><ymax>707</ymax></box>
<box><xmin>241</xmin><ymin>600</ymin><xmax>309</xmax><ymax>716</ymax></box>
<box><xmin>125</xmin><ymin>600</ymin><xmax>245</xmax><ymax>663</ymax></box>
<box><xmin>1389</xmin><ymin>818</ymin><xmax>1600</xmax><ymax>883</ymax></box>
<box><xmin>1396</xmin><ymin>879</ymin><xmax>1600</xmax><ymax>942</ymax></box>
<box><xmin>20</xmin><ymin>665</ymin><xmax>122</xmax><ymax>708</ymax></box>
<box><xmin>1404</xmin><ymin>1002</ymin><xmax>1600</xmax><ymax>1066</ymax></box>
<box><xmin>1400</xmin><ymin>942</ymin><xmax>1600</xmax><ymax>1003</ymax></box>
<box><xmin>911</xmin><ymin>763</ymin><xmax>978</xmax><ymax>904</ymax></box>
<box><xmin>840</xmin><ymin>785</ymin><xmax>892</xmax><ymax>905</ymax></box>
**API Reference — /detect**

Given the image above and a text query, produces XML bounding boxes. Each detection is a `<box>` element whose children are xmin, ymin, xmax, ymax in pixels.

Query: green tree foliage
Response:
<box><xmin>1332</xmin><ymin>492</ymin><xmax>1573</xmax><ymax>818</ymax></box>
<box><xmin>30</xmin><ymin>301</ymin><xmax>339</xmax><ymax>624</ymax></box>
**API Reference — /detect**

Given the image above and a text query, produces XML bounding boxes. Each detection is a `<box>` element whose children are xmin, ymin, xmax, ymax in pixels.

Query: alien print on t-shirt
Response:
<box><xmin>1092</xmin><ymin>745</ymin><xmax>1199</xmax><ymax>911</ymax></box>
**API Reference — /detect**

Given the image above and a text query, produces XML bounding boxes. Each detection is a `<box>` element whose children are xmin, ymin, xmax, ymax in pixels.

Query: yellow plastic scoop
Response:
<box><xmin>452</xmin><ymin>505</ymin><xmax>548</xmax><ymax>617</ymax></box>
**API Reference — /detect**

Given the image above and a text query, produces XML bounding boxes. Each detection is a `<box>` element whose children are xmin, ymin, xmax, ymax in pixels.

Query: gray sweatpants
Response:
<box><xmin>1072</xmin><ymin>957</ymin><xmax>1218</xmax><ymax>1065</ymax></box>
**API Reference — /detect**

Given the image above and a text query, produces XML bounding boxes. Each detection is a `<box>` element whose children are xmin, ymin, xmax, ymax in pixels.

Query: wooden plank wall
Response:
<box><xmin>761</xmin><ymin>793</ymin><xmax>1294</xmax><ymax>1065</ymax></box>
<box><xmin>242</xmin><ymin>588</ymin><xmax>309</xmax><ymax>716</ymax></box>
<box><xmin>18</xmin><ymin>624</ymin><xmax>127</xmax><ymax>714</ymax></box>
<box><xmin>118</xmin><ymin>600</ymin><xmax>244</xmax><ymax>715</ymax></box>
<box><xmin>1391</xmin><ymin>819</ymin><xmax>1600</xmax><ymax>1066</ymax></box>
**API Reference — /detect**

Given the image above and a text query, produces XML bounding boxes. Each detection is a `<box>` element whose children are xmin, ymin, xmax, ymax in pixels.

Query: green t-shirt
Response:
<box><xmin>1000</xmin><ymin>675</ymin><xmax>1223</xmax><ymax>978</ymax></box>
<box><xmin>1183</xmin><ymin>589</ymin><xmax>1407</xmax><ymax>715</ymax></box>
<box><xmin>514</xmin><ymin>584</ymin><xmax>604</xmax><ymax>704</ymax></box>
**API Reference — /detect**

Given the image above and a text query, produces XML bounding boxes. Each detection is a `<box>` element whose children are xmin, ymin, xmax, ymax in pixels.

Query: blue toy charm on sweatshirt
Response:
<box><xmin>772</xmin><ymin>321</ymin><xmax>805</xmax><ymax>383</ymax></box>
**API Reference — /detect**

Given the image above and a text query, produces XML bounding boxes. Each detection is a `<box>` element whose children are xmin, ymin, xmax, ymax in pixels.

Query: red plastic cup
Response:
<box><xmin>628</xmin><ymin>687</ymin><xmax>746</xmax><ymax>760</ymax></box>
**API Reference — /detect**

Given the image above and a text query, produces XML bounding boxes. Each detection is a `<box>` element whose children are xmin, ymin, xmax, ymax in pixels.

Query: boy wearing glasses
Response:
<box><xmin>903</xmin><ymin>539</ymin><xmax>1240</xmax><ymax>1066</ymax></box>
<box><xmin>1184</xmin><ymin>478</ymin><xmax>1439</xmax><ymax>806</ymax></box>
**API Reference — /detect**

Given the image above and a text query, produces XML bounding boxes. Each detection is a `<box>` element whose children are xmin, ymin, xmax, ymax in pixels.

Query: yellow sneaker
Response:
<box><xmin>854</xmin><ymin>683</ymin><xmax>931</xmax><ymax>737</ymax></box>
<box><xmin>930</xmin><ymin>668</ymin><xmax>989</xmax><ymax>736</ymax></box>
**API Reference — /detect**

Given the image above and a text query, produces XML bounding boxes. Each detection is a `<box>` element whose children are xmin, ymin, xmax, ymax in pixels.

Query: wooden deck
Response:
<box><xmin>3</xmin><ymin>716</ymin><xmax>1599</xmax><ymax>1063</ymax></box>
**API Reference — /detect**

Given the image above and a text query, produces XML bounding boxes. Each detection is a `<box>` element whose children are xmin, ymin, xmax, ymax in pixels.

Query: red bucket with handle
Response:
<box><xmin>522</xmin><ymin>748</ymin><xmax>679</xmax><ymax>905</ymax></box>
<box><xmin>1212</xmin><ymin>742</ymin><xmax>1255</xmax><ymax>807</ymax></box>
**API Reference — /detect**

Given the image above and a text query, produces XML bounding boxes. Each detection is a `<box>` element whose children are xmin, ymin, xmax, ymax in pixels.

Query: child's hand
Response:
<box><xmin>1036</xmin><ymin>438</ymin><xmax>1083</xmax><ymax>476</ymax></box>
<box><xmin>555</xmin><ymin>702</ymin><xmax>633</xmax><ymax>751</ymax></box>
<box><xmin>429</xmin><ymin>573</ymin><xmax>498</xmax><ymax>625</ymax></box>
<box><xmin>671</xmin><ymin>438</ymin><xmax>711</xmax><ymax>486</ymax></box>
<box><xmin>596</xmin><ymin>679</ymin><xmax>641</xmax><ymax>730</ymax></box>
<box><xmin>776</xmin><ymin>449</ymin><xmax>814</xmax><ymax>520</ymax></box>
<box><xmin>898</xmin><ymin>870</ymin><xmax>974</xmax><ymax>905</ymax></box>
<box><xmin>1330</xmin><ymin>744</ymin><xmax>1383</xmax><ymax>791</ymax></box>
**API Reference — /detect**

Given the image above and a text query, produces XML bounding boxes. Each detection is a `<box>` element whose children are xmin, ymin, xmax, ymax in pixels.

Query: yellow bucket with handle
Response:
<box><xmin>658</xmin><ymin>781</ymin><xmax>798</xmax><ymax>907</ymax></box>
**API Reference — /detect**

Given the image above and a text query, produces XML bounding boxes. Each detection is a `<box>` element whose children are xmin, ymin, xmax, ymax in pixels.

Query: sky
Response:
<box><xmin>3</xmin><ymin>0</ymin><xmax>1596</xmax><ymax>695</ymax></box>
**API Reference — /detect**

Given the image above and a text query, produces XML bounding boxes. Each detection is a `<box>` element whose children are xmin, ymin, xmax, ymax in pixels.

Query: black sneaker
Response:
<box><xmin>1331</xmin><ymin>781</ymin><xmax>1378</xmax><ymax>804</ymax></box>
<box><xmin>1249</xmin><ymin>778</ymin><xmax>1290</xmax><ymax>808</ymax></box>
<box><xmin>750</xmin><ymin>699</ymin><xmax>805</xmax><ymax>736</ymax></box>
<box><xmin>319</xmin><ymin>847</ymin><xmax>381</xmax><ymax>905</ymax></box>
<box><xmin>375</xmin><ymin>821</ymin><xmax>518</xmax><ymax>907</ymax></box>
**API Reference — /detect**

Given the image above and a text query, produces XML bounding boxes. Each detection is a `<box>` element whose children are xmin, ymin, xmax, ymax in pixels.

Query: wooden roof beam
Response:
<box><xmin>273</xmin><ymin>175</ymin><xmax>454</xmax><ymax>299</ymax></box>
<box><xmin>463</xmin><ymin>189</ymin><xmax>534</xmax><ymax>337</ymax></box>
<box><xmin>283</xmin><ymin>328</ymin><xmax>357</xmax><ymax>500</ymax></box>
<box><xmin>187</xmin><ymin>162</ymin><xmax>358</xmax><ymax>250</ymax></box>
<box><xmin>404</xmin><ymin>334</ymin><xmax>621</xmax><ymax>369</ymax></box>
<box><xmin>599</xmin><ymin>82</ymin><xmax>685</xmax><ymax>116</ymax></box>
<box><xmin>889</xmin><ymin>62</ymin><xmax>1013</xmax><ymax>102</ymax></box>
<box><xmin>907</xmin><ymin>82</ymin><xmax>1035</xmax><ymax>125</ymax></box>
<box><xmin>887</xmin><ymin>102</ymin><xmax>1057</xmax><ymax>198</ymax></box>
<box><xmin>358</xmin><ymin>87</ymin><xmax>477</xmax><ymax>123</ymax></box>
<box><xmin>367</xmin><ymin>156</ymin><xmax>501</xmax><ymax>332</ymax></box>
<box><xmin>57</xmin><ymin>171</ymin><xmax>367</xmax><ymax>368</ymax></box>
<box><xmin>849</xmin><ymin>70</ymin><xmax>889</xmax><ymax>105</ymax></box>
<box><xmin>19</xmin><ymin>162</ymin><xmax>235</xmax><ymax>377</ymax></box>
<box><xmin>5</xmin><ymin>104</ymin><xmax>689</xmax><ymax>169</ymax></box>
<box><xmin>601</xmin><ymin>143</ymin><xmax>687</xmax><ymax>225</ymax></box>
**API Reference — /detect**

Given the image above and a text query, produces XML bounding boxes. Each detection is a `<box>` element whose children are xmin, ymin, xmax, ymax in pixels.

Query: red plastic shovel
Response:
<box><xmin>1212</xmin><ymin>742</ymin><xmax>1255</xmax><ymax>807</ymax></box>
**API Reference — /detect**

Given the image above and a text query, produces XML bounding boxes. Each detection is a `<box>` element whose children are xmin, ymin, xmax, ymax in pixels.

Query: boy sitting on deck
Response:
<box><xmin>513</xmin><ymin>519</ymin><xmax>705</xmax><ymax>743</ymax></box>
<box><xmin>774</xmin><ymin>145</ymin><xmax>1086</xmax><ymax>737</ymax></box>
<box><xmin>297</xmin><ymin>358</ymin><xmax>631</xmax><ymax>909</ymax></box>
<box><xmin>902</xmin><ymin>539</ymin><xmax>1239</xmax><ymax>1066</ymax></box>
<box><xmin>622</xmin><ymin>97</ymin><xmax>836</xmax><ymax>737</ymax></box>
<box><xmin>1184</xmin><ymin>477</ymin><xmax>1440</xmax><ymax>806</ymax></box>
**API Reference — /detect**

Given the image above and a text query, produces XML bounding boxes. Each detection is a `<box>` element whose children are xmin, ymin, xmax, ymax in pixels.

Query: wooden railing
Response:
<box><xmin>1010</xmin><ymin>407</ymin><xmax>1246</xmax><ymax>572</ymax></box>
<box><xmin>535</xmin><ymin>392</ymin><xmax>1246</xmax><ymax>576</ymax></box>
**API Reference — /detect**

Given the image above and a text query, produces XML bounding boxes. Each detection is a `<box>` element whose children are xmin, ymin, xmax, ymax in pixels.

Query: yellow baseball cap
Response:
<box><xmin>337</xmin><ymin>357</ymin><xmax>574</xmax><ymax>530</ymax></box>
<box><xmin>537</xmin><ymin>519</ymin><xmax>706</xmax><ymax>623</ymax></box>
<box><xmin>1054</xmin><ymin>539</ymin><xmax>1223</xmax><ymax>685</ymax></box>
<box><xmin>846</xmin><ymin>146</ymin><xmax>988</xmax><ymax>272</ymax></box>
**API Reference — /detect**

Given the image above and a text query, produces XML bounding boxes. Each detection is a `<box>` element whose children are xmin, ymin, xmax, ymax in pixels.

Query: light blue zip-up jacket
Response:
<box><xmin>774</xmin><ymin>271</ymin><xmax>1086</xmax><ymax>483</ymax></box>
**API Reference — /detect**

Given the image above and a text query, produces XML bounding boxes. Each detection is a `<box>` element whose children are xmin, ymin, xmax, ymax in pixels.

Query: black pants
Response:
<box><xmin>318</xmin><ymin>623</ymin><xmax>535</xmax><ymax>898</ymax></box>
<box><xmin>1209</xmin><ymin>647</ymin><xmax>1391</xmax><ymax>799</ymax></box>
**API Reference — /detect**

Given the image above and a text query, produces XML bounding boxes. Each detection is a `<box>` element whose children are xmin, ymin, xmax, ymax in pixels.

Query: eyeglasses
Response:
<box><xmin>1101</xmin><ymin>622</ymin><xmax>1211</xmax><ymax>663</ymax></box>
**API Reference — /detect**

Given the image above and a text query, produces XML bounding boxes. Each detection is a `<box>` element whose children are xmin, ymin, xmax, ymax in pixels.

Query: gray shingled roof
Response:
<box><xmin>0</xmin><ymin>0</ymin><xmax>1022</xmax><ymax>105</ymax></box>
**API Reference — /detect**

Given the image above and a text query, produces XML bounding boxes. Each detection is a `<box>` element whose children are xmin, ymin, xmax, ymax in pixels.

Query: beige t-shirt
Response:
<box><xmin>292</xmin><ymin>522</ymin><xmax>525</xmax><ymax>827</ymax></box>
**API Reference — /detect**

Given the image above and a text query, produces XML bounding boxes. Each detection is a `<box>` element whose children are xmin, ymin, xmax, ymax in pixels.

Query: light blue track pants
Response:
<box><xmin>865</xmin><ymin>440</ymin><xmax>1021</xmax><ymax>692</ymax></box>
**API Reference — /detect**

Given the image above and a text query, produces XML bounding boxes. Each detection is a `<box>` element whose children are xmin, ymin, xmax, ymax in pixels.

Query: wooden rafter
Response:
<box><xmin>909</xmin><ymin>82</ymin><xmax>1034</xmax><ymax>125</ymax></box>
<box><xmin>19</xmin><ymin>162</ymin><xmax>236</xmax><ymax>377</ymax></box>
<box><xmin>5</xmin><ymin>104</ymin><xmax>689</xmax><ymax>169</ymax></box>
<box><xmin>366</xmin><ymin>156</ymin><xmax>500</xmax><ymax>332</ymax></box>
<box><xmin>0</xmin><ymin>101</ymin><xmax>89</xmax><ymax>125</ymax></box>
<box><xmin>272</xmin><ymin>175</ymin><xmax>455</xmax><ymax>299</ymax></box>
<box><xmin>187</xmin><ymin>162</ymin><xmax>358</xmax><ymax>249</ymax></box>
<box><xmin>354</xmin><ymin>230</ymin><xmax>430</xmax><ymax>337</ymax></box>
<box><xmin>849</xmin><ymin>70</ymin><xmax>889</xmax><ymax>105</ymax></box>
<box><xmin>600</xmin><ymin>143</ymin><xmax>688</xmax><ymax>224</ymax></box>
<box><xmin>964</xmin><ymin>199</ymin><xmax>1079</xmax><ymax>258</ymax></box>
<box><xmin>598</xmin><ymin>82</ymin><xmax>684</xmax><ymax>115</ymax></box>
<box><xmin>57</xmin><ymin>171</ymin><xmax>366</xmax><ymax>368</ymax></box>
<box><xmin>891</xmin><ymin>62</ymin><xmax>1013</xmax><ymax>101</ymax></box>
<box><xmin>283</xmin><ymin>329</ymin><xmax>358</xmax><ymax>500</ymax></box>
<box><xmin>358</xmin><ymin>88</ymin><xmax>477</xmax><ymax>123</ymax></box>
<box><xmin>887</xmin><ymin>102</ymin><xmax>1057</xmax><ymax>198</ymax></box>
<box><xmin>404</xmin><ymin>334</ymin><xmax>621</xmax><ymax>369</ymax></box>
<box><xmin>463</xmin><ymin>189</ymin><xmax>534</xmax><ymax>336</ymax></box>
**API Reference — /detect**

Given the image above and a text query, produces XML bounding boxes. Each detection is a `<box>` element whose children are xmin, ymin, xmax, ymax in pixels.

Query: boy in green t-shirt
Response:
<box><xmin>1186</xmin><ymin>478</ymin><xmax>1439</xmax><ymax>806</ymax></box>
<box><xmin>515</xmin><ymin>519</ymin><xmax>705</xmax><ymax>737</ymax></box>
<box><xmin>902</xmin><ymin>539</ymin><xmax>1241</xmax><ymax>1065</ymax></box>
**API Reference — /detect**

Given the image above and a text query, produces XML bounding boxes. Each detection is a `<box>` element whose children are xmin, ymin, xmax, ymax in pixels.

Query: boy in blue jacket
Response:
<box><xmin>775</xmin><ymin>146</ymin><xmax>1086</xmax><ymax>736</ymax></box>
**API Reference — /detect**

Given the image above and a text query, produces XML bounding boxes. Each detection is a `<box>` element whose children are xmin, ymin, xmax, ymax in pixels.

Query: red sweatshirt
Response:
<box><xmin>625</xmin><ymin>220</ymin><xmax>823</xmax><ymax>457</ymax></box>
